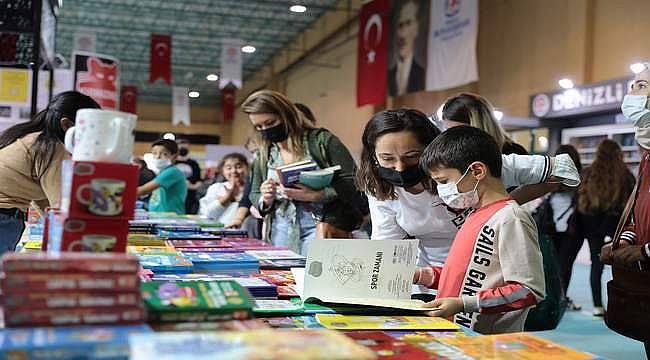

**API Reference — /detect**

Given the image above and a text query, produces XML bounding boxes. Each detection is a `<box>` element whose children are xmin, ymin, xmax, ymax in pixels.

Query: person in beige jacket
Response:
<box><xmin>0</xmin><ymin>91</ymin><xmax>99</xmax><ymax>255</ymax></box>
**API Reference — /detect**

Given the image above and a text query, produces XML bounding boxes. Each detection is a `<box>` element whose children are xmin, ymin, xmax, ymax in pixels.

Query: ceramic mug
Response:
<box><xmin>64</xmin><ymin>109</ymin><xmax>136</xmax><ymax>163</ymax></box>
<box><xmin>77</xmin><ymin>178</ymin><xmax>126</xmax><ymax>216</ymax></box>
<box><xmin>68</xmin><ymin>234</ymin><xmax>117</xmax><ymax>252</ymax></box>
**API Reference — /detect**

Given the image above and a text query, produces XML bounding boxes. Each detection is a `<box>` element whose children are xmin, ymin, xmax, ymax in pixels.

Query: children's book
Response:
<box><xmin>301</xmin><ymin>239</ymin><xmax>428</xmax><ymax>311</ymax></box>
<box><xmin>275</xmin><ymin>160</ymin><xmax>319</xmax><ymax>187</ymax></box>
<box><xmin>127</xmin><ymin>246</ymin><xmax>178</xmax><ymax>255</ymax></box>
<box><xmin>262</xmin><ymin>316</ymin><xmax>325</xmax><ymax>329</ymax></box>
<box><xmin>136</xmin><ymin>254</ymin><xmax>193</xmax><ymax>274</ymax></box>
<box><xmin>344</xmin><ymin>331</ymin><xmax>432</xmax><ymax>360</ymax></box>
<box><xmin>315</xmin><ymin>315</ymin><xmax>460</xmax><ymax>331</ymax></box>
<box><xmin>298</xmin><ymin>165</ymin><xmax>341</xmax><ymax>190</ymax></box>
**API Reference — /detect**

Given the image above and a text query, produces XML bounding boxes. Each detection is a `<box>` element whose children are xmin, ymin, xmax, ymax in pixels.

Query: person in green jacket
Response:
<box><xmin>242</xmin><ymin>90</ymin><xmax>362</xmax><ymax>255</ymax></box>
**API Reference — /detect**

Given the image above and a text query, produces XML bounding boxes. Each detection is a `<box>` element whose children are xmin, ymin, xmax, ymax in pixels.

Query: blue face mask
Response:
<box><xmin>621</xmin><ymin>95</ymin><xmax>650</xmax><ymax>127</ymax></box>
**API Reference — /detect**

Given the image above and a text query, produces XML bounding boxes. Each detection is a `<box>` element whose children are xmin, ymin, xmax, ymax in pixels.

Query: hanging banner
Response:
<box><xmin>425</xmin><ymin>0</ymin><xmax>479</xmax><ymax>91</ymax></box>
<box><xmin>172</xmin><ymin>87</ymin><xmax>190</xmax><ymax>126</ymax></box>
<box><xmin>37</xmin><ymin>69</ymin><xmax>74</xmax><ymax>111</ymax></box>
<box><xmin>387</xmin><ymin>0</ymin><xmax>430</xmax><ymax>97</ymax></box>
<box><xmin>73</xmin><ymin>51</ymin><xmax>120</xmax><ymax>110</ymax></box>
<box><xmin>357</xmin><ymin>0</ymin><xmax>390</xmax><ymax>107</ymax></box>
<box><xmin>120</xmin><ymin>85</ymin><xmax>138</xmax><ymax>114</ymax></box>
<box><xmin>220</xmin><ymin>39</ymin><xmax>243</xmax><ymax>89</ymax></box>
<box><xmin>221</xmin><ymin>86</ymin><xmax>236</xmax><ymax>122</ymax></box>
<box><xmin>73</xmin><ymin>32</ymin><xmax>96</xmax><ymax>53</ymax></box>
<box><xmin>150</xmin><ymin>34</ymin><xmax>172</xmax><ymax>85</ymax></box>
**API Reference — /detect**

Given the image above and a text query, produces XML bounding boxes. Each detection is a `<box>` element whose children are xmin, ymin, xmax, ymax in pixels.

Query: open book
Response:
<box><xmin>296</xmin><ymin>239</ymin><xmax>431</xmax><ymax>311</ymax></box>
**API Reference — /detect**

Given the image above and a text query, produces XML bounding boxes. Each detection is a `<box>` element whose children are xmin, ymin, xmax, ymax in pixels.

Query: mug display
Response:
<box><xmin>77</xmin><ymin>178</ymin><xmax>126</xmax><ymax>216</ymax></box>
<box><xmin>64</xmin><ymin>109</ymin><xmax>137</xmax><ymax>164</ymax></box>
<box><xmin>67</xmin><ymin>234</ymin><xmax>117</xmax><ymax>252</ymax></box>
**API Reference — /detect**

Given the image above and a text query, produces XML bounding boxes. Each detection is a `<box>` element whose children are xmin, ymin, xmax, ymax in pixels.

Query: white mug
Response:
<box><xmin>77</xmin><ymin>178</ymin><xmax>126</xmax><ymax>216</ymax></box>
<box><xmin>64</xmin><ymin>109</ymin><xmax>136</xmax><ymax>163</ymax></box>
<box><xmin>68</xmin><ymin>234</ymin><xmax>117</xmax><ymax>252</ymax></box>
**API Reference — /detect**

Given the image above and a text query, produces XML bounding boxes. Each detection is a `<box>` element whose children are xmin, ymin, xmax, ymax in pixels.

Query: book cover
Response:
<box><xmin>127</xmin><ymin>245</ymin><xmax>178</xmax><ymax>255</ymax></box>
<box><xmin>262</xmin><ymin>316</ymin><xmax>325</xmax><ymax>329</ymax></box>
<box><xmin>4</xmin><ymin>290</ymin><xmax>141</xmax><ymax>309</ymax></box>
<box><xmin>276</xmin><ymin>160</ymin><xmax>319</xmax><ymax>187</ymax></box>
<box><xmin>344</xmin><ymin>331</ymin><xmax>432</xmax><ymax>360</ymax></box>
<box><xmin>277</xmin><ymin>284</ymin><xmax>300</xmax><ymax>298</ymax></box>
<box><xmin>136</xmin><ymin>254</ymin><xmax>194</xmax><ymax>274</ymax></box>
<box><xmin>5</xmin><ymin>306</ymin><xmax>146</xmax><ymax>327</ymax></box>
<box><xmin>298</xmin><ymin>165</ymin><xmax>341</xmax><ymax>190</ymax></box>
<box><xmin>253</xmin><ymin>299</ymin><xmax>304</xmax><ymax>314</ymax></box>
<box><xmin>129</xmin><ymin>330</ymin><xmax>376</xmax><ymax>360</ymax></box>
<box><xmin>128</xmin><ymin>234</ymin><xmax>167</xmax><ymax>246</ymax></box>
<box><xmin>166</xmin><ymin>240</ymin><xmax>231</xmax><ymax>248</ymax></box>
<box><xmin>0</xmin><ymin>325</ymin><xmax>151</xmax><ymax>360</ymax></box>
<box><xmin>3</xmin><ymin>273</ymin><xmax>140</xmax><ymax>293</ymax></box>
<box><xmin>245</xmin><ymin>249</ymin><xmax>305</xmax><ymax>260</ymax></box>
<box><xmin>315</xmin><ymin>315</ymin><xmax>460</xmax><ymax>331</ymax></box>
<box><xmin>254</xmin><ymin>270</ymin><xmax>295</xmax><ymax>285</ymax></box>
<box><xmin>259</xmin><ymin>258</ymin><xmax>307</xmax><ymax>269</ymax></box>
<box><xmin>182</xmin><ymin>252</ymin><xmax>260</xmax><ymax>268</ymax></box>
<box><xmin>1</xmin><ymin>252</ymin><xmax>140</xmax><ymax>273</ymax></box>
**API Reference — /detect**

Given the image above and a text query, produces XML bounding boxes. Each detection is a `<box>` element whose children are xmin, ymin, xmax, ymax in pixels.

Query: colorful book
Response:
<box><xmin>127</xmin><ymin>245</ymin><xmax>178</xmax><ymax>255</ymax></box>
<box><xmin>253</xmin><ymin>300</ymin><xmax>305</xmax><ymax>314</ymax></box>
<box><xmin>4</xmin><ymin>306</ymin><xmax>146</xmax><ymax>327</ymax></box>
<box><xmin>299</xmin><ymin>165</ymin><xmax>341</xmax><ymax>190</ymax></box>
<box><xmin>344</xmin><ymin>331</ymin><xmax>432</xmax><ymax>360</ymax></box>
<box><xmin>182</xmin><ymin>252</ymin><xmax>259</xmax><ymax>273</ymax></box>
<box><xmin>166</xmin><ymin>240</ymin><xmax>231</xmax><ymax>248</ymax></box>
<box><xmin>254</xmin><ymin>270</ymin><xmax>296</xmax><ymax>285</ymax></box>
<box><xmin>262</xmin><ymin>316</ymin><xmax>325</xmax><ymax>329</ymax></box>
<box><xmin>259</xmin><ymin>258</ymin><xmax>307</xmax><ymax>269</ymax></box>
<box><xmin>152</xmin><ymin>319</ymin><xmax>270</xmax><ymax>332</ymax></box>
<box><xmin>128</xmin><ymin>234</ymin><xmax>167</xmax><ymax>246</ymax></box>
<box><xmin>315</xmin><ymin>315</ymin><xmax>460</xmax><ymax>331</ymax></box>
<box><xmin>129</xmin><ymin>330</ymin><xmax>376</xmax><ymax>360</ymax></box>
<box><xmin>151</xmin><ymin>274</ymin><xmax>277</xmax><ymax>298</ymax></box>
<box><xmin>136</xmin><ymin>254</ymin><xmax>194</xmax><ymax>274</ymax></box>
<box><xmin>245</xmin><ymin>249</ymin><xmax>305</xmax><ymax>260</ymax></box>
<box><xmin>0</xmin><ymin>325</ymin><xmax>151</xmax><ymax>360</ymax></box>
<box><xmin>3</xmin><ymin>291</ymin><xmax>141</xmax><ymax>309</ymax></box>
<box><xmin>275</xmin><ymin>160</ymin><xmax>319</xmax><ymax>187</ymax></box>
<box><xmin>1</xmin><ymin>252</ymin><xmax>140</xmax><ymax>273</ymax></box>
<box><xmin>2</xmin><ymin>273</ymin><xmax>140</xmax><ymax>293</ymax></box>
<box><xmin>141</xmin><ymin>280</ymin><xmax>254</xmax><ymax>322</ymax></box>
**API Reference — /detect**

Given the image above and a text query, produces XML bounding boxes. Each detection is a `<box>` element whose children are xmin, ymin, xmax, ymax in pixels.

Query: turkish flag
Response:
<box><xmin>356</xmin><ymin>0</ymin><xmax>390</xmax><ymax>107</ymax></box>
<box><xmin>120</xmin><ymin>85</ymin><xmax>138</xmax><ymax>114</ymax></box>
<box><xmin>150</xmin><ymin>34</ymin><xmax>171</xmax><ymax>84</ymax></box>
<box><xmin>221</xmin><ymin>86</ymin><xmax>236</xmax><ymax>123</ymax></box>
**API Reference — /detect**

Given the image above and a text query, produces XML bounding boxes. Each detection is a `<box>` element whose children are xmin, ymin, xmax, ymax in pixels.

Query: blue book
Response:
<box><xmin>275</xmin><ymin>160</ymin><xmax>318</xmax><ymax>187</ymax></box>
<box><xmin>0</xmin><ymin>325</ymin><xmax>151</xmax><ymax>360</ymax></box>
<box><xmin>183</xmin><ymin>252</ymin><xmax>260</xmax><ymax>270</ymax></box>
<box><xmin>137</xmin><ymin>254</ymin><xmax>194</xmax><ymax>274</ymax></box>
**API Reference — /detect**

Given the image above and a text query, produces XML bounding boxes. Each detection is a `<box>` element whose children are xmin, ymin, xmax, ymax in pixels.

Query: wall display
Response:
<box><xmin>356</xmin><ymin>0</ymin><xmax>390</xmax><ymax>106</ymax></box>
<box><xmin>73</xmin><ymin>52</ymin><xmax>120</xmax><ymax>110</ymax></box>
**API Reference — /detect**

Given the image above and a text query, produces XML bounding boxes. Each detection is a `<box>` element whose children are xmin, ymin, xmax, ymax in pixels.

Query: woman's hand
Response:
<box><xmin>281</xmin><ymin>184</ymin><xmax>325</xmax><ymax>203</ymax></box>
<box><xmin>423</xmin><ymin>297</ymin><xmax>464</xmax><ymax>318</ymax></box>
<box><xmin>260</xmin><ymin>179</ymin><xmax>278</xmax><ymax>207</ymax></box>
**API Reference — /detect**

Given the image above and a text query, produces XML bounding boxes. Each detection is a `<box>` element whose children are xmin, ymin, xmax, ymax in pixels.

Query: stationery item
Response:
<box><xmin>129</xmin><ymin>330</ymin><xmax>376</xmax><ymax>360</ymax></box>
<box><xmin>1</xmin><ymin>252</ymin><xmax>140</xmax><ymax>273</ymax></box>
<box><xmin>315</xmin><ymin>315</ymin><xmax>460</xmax><ymax>331</ymax></box>
<box><xmin>141</xmin><ymin>280</ymin><xmax>253</xmax><ymax>322</ymax></box>
<box><xmin>302</xmin><ymin>239</ymin><xmax>426</xmax><ymax>310</ymax></box>
<box><xmin>275</xmin><ymin>160</ymin><xmax>319</xmax><ymax>187</ymax></box>
<box><xmin>3</xmin><ymin>291</ymin><xmax>141</xmax><ymax>309</ymax></box>
<box><xmin>64</xmin><ymin>109</ymin><xmax>137</xmax><ymax>163</ymax></box>
<box><xmin>5</xmin><ymin>306</ymin><xmax>145</xmax><ymax>327</ymax></box>
<box><xmin>344</xmin><ymin>331</ymin><xmax>432</xmax><ymax>360</ymax></box>
<box><xmin>47</xmin><ymin>214</ymin><xmax>130</xmax><ymax>253</ymax></box>
<box><xmin>3</xmin><ymin>273</ymin><xmax>140</xmax><ymax>293</ymax></box>
<box><xmin>298</xmin><ymin>165</ymin><xmax>341</xmax><ymax>190</ymax></box>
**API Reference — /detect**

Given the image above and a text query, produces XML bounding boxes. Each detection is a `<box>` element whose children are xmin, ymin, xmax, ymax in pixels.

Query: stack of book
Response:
<box><xmin>150</xmin><ymin>273</ymin><xmax>278</xmax><ymax>299</ymax></box>
<box><xmin>127</xmin><ymin>246</ymin><xmax>193</xmax><ymax>274</ymax></box>
<box><xmin>1</xmin><ymin>252</ymin><xmax>145</xmax><ymax>327</ymax></box>
<box><xmin>181</xmin><ymin>252</ymin><xmax>260</xmax><ymax>275</ymax></box>
<box><xmin>141</xmin><ymin>280</ymin><xmax>254</xmax><ymax>322</ymax></box>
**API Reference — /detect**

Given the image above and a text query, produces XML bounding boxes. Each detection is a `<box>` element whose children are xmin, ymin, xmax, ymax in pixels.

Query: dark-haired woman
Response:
<box><xmin>0</xmin><ymin>91</ymin><xmax>100</xmax><ymax>254</ymax></box>
<box><xmin>356</xmin><ymin>109</ymin><xmax>580</xmax><ymax>272</ymax></box>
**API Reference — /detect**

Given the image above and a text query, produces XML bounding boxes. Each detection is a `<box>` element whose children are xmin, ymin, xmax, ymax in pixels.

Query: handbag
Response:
<box><xmin>605</xmin><ymin>179</ymin><xmax>650</xmax><ymax>342</ymax></box>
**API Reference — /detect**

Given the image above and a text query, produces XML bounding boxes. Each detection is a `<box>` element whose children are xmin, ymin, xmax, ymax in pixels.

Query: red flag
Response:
<box><xmin>120</xmin><ymin>85</ymin><xmax>138</xmax><ymax>114</ymax></box>
<box><xmin>150</xmin><ymin>34</ymin><xmax>171</xmax><ymax>84</ymax></box>
<box><xmin>221</xmin><ymin>87</ymin><xmax>236</xmax><ymax>123</ymax></box>
<box><xmin>356</xmin><ymin>0</ymin><xmax>390</xmax><ymax>107</ymax></box>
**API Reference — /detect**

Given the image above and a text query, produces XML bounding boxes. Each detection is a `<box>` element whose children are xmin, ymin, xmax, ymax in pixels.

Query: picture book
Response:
<box><xmin>344</xmin><ymin>331</ymin><xmax>432</xmax><ymax>360</ymax></box>
<box><xmin>302</xmin><ymin>239</ymin><xmax>427</xmax><ymax>310</ymax></box>
<box><xmin>129</xmin><ymin>329</ymin><xmax>376</xmax><ymax>360</ymax></box>
<box><xmin>136</xmin><ymin>254</ymin><xmax>193</xmax><ymax>274</ymax></box>
<box><xmin>275</xmin><ymin>160</ymin><xmax>319</xmax><ymax>187</ymax></box>
<box><xmin>254</xmin><ymin>270</ymin><xmax>295</xmax><ymax>285</ymax></box>
<box><xmin>298</xmin><ymin>165</ymin><xmax>341</xmax><ymax>190</ymax></box>
<box><xmin>315</xmin><ymin>315</ymin><xmax>460</xmax><ymax>331</ymax></box>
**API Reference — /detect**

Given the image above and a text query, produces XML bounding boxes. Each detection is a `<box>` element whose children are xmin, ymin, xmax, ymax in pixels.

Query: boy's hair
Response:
<box><xmin>152</xmin><ymin>139</ymin><xmax>179</xmax><ymax>155</ymax></box>
<box><xmin>419</xmin><ymin>126</ymin><xmax>502</xmax><ymax>177</ymax></box>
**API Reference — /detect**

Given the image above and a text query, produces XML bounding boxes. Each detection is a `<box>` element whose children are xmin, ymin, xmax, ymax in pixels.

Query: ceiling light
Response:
<box><xmin>630</xmin><ymin>62</ymin><xmax>648</xmax><ymax>74</ymax></box>
<box><xmin>558</xmin><ymin>78</ymin><xmax>574</xmax><ymax>89</ymax></box>
<box><xmin>163</xmin><ymin>133</ymin><xmax>176</xmax><ymax>140</ymax></box>
<box><xmin>290</xmin><ymin>5</ymin><xmax>307</xmax><ymax>13</ymax></box>
<box><xmin>242</xmin><ymin>45</ymin><xmax>256</xmax><ymax>54</ymax></box>
<box><xmin>188</xmin><ymin>91</ymin><xmax>200</xmax><ymax>98</ymax></box>
<box><xmin>493</xmin><ymin>110</ymin><xmax>504</xmax><ymax>121</ymax></box>
<box><xmin>206</xmin><ymin>74</ymin><xmax>219</xmax><ymax>81</ymax></box>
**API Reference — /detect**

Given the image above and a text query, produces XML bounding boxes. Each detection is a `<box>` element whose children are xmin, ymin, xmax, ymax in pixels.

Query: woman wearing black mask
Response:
<box><xmin>356</xmin><ymin>109</ymin><xmax>580</xmax><ymax>272</ymax></box>
<box><xmin>242</xmin><ymin>90</ymin><xmax>361</xmax><ymax>255</ymax></box>
<box><xmin>0</xmin><ymin>91</ymin><xmax>100</xmax><ymax>255</ymax></box>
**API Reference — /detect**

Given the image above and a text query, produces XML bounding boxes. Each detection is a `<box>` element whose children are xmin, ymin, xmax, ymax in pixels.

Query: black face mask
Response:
<box><xmin>260</xmin><ymin>124</ymin><xmax>289</xmax><ymax>143</ymax></box>
<box><xmin>377</xmin><ymin>164</ymin><xmax>425</xmax><ymax>188</ymax></box>
<box><xmin>179</xmin><ymin>148</ymin><xmax>189</xmax><ymax>157</ymax></box>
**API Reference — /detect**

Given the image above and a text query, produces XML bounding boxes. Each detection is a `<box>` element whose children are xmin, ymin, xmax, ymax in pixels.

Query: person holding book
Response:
<box><xmin>137</xmin><ymin>139</ymin><xmax>187</xmax><ymax>215</ymax></box>
<box><xmin>242</xmin><ymin>90</ymin><xmax>362</xmax><ymax>255</ymax></box>
<box><xmin>356</xmin><ymin>109</ymin><xmax>580</xmax><ymax>269</ymax></box>
<box><xmin>413</xmin><ymin>126</ymin><xmax>545</xmax><ymax>334</ymax></box>
<box><xmin>199</xmin><ymin>152</ymin><xmax>251</xmax><ymax>227</ymax></box>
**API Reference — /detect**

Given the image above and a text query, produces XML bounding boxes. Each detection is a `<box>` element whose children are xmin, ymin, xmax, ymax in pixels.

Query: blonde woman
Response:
<box><xmin>242</xmin><ymin>90</ymin><xmax>362</xmax><ymax>255</ymax></box>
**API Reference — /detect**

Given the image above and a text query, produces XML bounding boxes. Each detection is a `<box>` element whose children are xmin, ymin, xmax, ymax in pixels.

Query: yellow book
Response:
<box><xmin>128</xmin><ymin>234</ymin><xmax>167</xmax><ymax>246</ymax></box>
<box><xmin>315</xmin><ymin>314</ymin><xmax>460</xmax><ymax>331</ymax></box>
<box><xmin>127</xmin><ymin>246</ymin><xmax>177</xmax><ymax>255</ymax></box>
<box><xmin>22</xmin><ymin>240</ymin><xmax>43</xmax><ymax>250</ymax></box>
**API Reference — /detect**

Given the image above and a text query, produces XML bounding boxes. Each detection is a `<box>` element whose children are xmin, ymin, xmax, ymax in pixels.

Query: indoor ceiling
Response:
<box><xmin>55</xmin><ymin>0</ymin><xmax>338</xmax><ymax>105</ymax></box>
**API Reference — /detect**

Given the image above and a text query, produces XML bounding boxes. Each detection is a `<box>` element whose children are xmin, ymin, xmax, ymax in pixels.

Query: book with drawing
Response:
<box><xmin>316</xmin><ymin>315</ymin><xmax>459</xmax><ymax>331</ymax></box>
<box><xmin>300</xmin><ymin>238</ymin><xmax>428</xmax><ymax>311</ymax></box>
<box><xmin>276</xmin><ymin>160</ymin><xmax>318</xmax><ymax>187</ymax></box>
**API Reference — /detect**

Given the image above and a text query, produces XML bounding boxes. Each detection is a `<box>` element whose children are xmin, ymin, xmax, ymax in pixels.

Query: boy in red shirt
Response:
<box><xmin>413</xmin><ymin>126</ymin><xmax>545</xmax><ymax>334</ymax></box>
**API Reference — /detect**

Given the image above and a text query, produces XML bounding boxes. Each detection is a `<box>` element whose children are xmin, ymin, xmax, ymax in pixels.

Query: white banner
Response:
<box><xmin>425</xmin><ymin>0</ymin><xmax>479</xmax><ymax>91</ymax></box>
<box><xmin>74</xmin><ymin>32</ymin><xmax>96</xmax><ymax>53</ymax></box>
<box><xmin>37</xmin><ymin>69</ymin><xmax>74</xmax><ymax>111</ymax></box>
<box><xmin>219</xmin><ymin>39</ymin><xmax>243</xmax><ymax>89</ymax></box>
<box><xmin>172</xmin><ymin>87</ymin><xmax>190</xmax><ymax>126</ymax></box>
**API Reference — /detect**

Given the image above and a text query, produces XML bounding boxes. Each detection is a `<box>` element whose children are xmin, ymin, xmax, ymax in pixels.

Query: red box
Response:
<box><xmin>60</xmin><ymin>160</ymin><xmax>139</xmax><ymax>220</ymax></box>
<box><xmin>3</xmin><ymin>290</ymin><xmax>141</xmax><ymax>309</ymax></box>
<box><xmin>47</xmin><ymin>213</ymin><xmax>129</xmax><ymax>253</ymax></box>
<box><xmin>1</xmin><ymin>252</ymin><xmax>139</xmax><ymax>273</ymax></box>
<box><xmin>4</xmin><ymin>306</ymin><xmax>145</xmax><ymax>327</ymax></box>
<box><xmin>2</xmin><ymin>272</ymin><xmax>139</xmax><ymax>294</ymax></box>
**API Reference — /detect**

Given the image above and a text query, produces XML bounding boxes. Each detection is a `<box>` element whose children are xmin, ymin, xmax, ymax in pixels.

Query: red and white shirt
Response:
<box><xmin>418</xmin><ymin>198</ymin><xmax>545</xmax><ymax>334</ymax></box>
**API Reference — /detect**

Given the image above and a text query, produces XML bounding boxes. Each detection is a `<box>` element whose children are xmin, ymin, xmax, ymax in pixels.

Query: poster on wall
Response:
<box><xmin>387</xmin><ymin>0</ymin><xmax>430</xmax><ymax>97</ymax></box>
<box><xmin>425</xmin><ymin>0</ymin><xmax>479</xmax><ymax>91</ymax></box>
<box><xmin>0</xmin><ymin>68</ymin><xmax>32</xmax><ymax>127</ymax></box>
<box><xmin>73</xmin><ymin>51</ymin><xmax>120</xmax><ymax>110</ymax></box>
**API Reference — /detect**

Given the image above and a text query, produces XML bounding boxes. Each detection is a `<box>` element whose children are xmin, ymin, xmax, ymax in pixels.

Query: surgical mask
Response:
<box><xmin>621</xmin><ymin>95</ymin><xmax>650</xmax><ymax>127</ymax></box>
<box><xmin>260</xmin><ymin>124</ymin><xmax>289</xmax><ymax>143</ymax></box>
<box><xmin>152</xmin><ymin>158</ymin><xmax>172</xmax><ymax>171</ymax></box>
<box><xmin>436</xmin><ymin>166</ymin><xmax>480</xmax><ymax>210</ymax></box>
<box><xmin>377</xmin><ymin>164</ymin><xmax>425</xmax><ymax>188</ymax></box>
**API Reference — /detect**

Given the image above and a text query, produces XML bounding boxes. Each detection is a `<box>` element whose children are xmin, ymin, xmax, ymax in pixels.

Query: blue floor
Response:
<box><xmin>534</xmin><ymin>263</ymin><xmax>646</xmax><ymax>360</ymax></box>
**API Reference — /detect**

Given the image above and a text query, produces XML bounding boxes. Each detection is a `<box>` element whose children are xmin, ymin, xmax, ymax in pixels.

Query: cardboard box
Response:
<box><xmin>47</xmin><ymin>213</ymin><xmax>129</xmax><ymax>253</ymax></box>
<box><xmin>60</xmin><ymin>161</ymin><xmax>139</xmax><ymax>220</ymax></box>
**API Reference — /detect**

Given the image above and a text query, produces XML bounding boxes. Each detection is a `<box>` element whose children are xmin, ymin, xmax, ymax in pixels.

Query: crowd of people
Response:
<box><xmin>0</xmin><ymin>67</ymin><xmax>648</xmax><ymax>352</ymax></box>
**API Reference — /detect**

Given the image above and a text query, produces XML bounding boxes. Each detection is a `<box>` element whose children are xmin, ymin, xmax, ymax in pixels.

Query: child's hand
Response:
<box><xmin>423</xmin><ymin>297</ymin><xmax>464</xmax><ymax>318</ymax></box>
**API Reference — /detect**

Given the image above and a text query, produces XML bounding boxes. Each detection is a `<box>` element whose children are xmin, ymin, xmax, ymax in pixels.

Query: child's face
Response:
<box><xmin>222</xmin><ymin>158</ymin><xmax>248</xmax><ymax>184</ymax></box>
<box><xmin>429</xmin><ymin>163</ymin><xmax>480</xmax><ymax>193</ymax></box>
<box><xmin>151</xmin><ymin>145</ymin><xmax>176</xmax><ymax>161</ymax></box>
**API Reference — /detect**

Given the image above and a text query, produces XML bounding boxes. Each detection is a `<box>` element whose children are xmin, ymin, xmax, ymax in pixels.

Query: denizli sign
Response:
<box><xmin>530</xmin><ymin>77</ymin><xmax>633</xmax><ymax>119</ymax></box>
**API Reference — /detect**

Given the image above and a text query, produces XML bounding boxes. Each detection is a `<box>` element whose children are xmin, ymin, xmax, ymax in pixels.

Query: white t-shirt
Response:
<box><xmin>369</xmin><ymin>154</ymin><xmax>558</xmax><ymax>266</ymax></box>
<box><xmin>199</xmin><ymin>182</ymin><xmax>244</xmax><ymax>225</ymax></box>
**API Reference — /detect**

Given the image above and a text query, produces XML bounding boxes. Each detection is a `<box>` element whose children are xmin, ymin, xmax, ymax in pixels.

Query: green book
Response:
<box><xmin>141</xmin><ymin>280</ymin><xmax>253</xmax><ymax>322</ymax></box>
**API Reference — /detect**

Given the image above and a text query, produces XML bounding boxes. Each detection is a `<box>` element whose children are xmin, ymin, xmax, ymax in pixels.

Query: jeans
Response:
<box><xmin>587</xmin><ymin>234</ymin><xmax>607</xmax><ymax>307</ymax></box>
<box><xmin>271</xmin><ymin>203</ymin><xmax>316</xmax><ymax>256</ymax></box>
<box><xmin>552</xmin><ymin>231</ymin><xmax>584</xmax><ymax>294</ymax></box>
<box><xmin>0</xmin><ymin>210</ymin><xmax>26</xmax><ymax>256</ymax></box>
